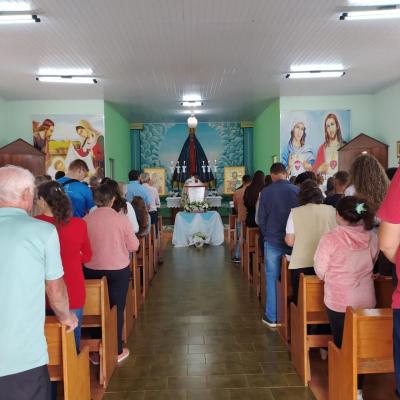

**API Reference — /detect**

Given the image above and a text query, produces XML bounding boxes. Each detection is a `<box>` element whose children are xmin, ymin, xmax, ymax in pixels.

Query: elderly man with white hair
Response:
<box><xmin>140</xmin><ymin>172</ymin><xmax>160</xmax><ymax>234</ymax></box>
<box><xmin>0</xmin><ymin>165</ymin><xmax>77</xmax><ymax>400</ymax></box>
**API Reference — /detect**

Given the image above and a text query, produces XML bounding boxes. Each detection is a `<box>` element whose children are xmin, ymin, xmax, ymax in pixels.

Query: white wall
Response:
<box><xmin>374</xmin><ymin>81</ymin><xmax>400</xmax><ymax>167</ymax></box>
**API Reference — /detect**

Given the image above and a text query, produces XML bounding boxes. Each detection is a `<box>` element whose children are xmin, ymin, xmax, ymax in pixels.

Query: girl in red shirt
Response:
<box><xmin>35</xmin><ymin>181</ymin><xmax>92</xmax><ymax>351</ymax></box>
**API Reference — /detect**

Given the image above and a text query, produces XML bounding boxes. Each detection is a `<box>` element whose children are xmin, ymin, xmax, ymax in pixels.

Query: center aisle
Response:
<box><xmin>104</xmin><ymin>244</ymin><xmax>315</xmax><ymax>400</ymax></box>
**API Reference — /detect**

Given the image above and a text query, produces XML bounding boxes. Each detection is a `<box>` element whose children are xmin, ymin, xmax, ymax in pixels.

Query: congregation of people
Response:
<box><xmin>231</xmin><ymin>154</ymin><xmax>400</xmax><ymax>400</ymax></box>
<box><xmin>0</xmin><ymin>160</ymin><xmax>160</xmax><ymax>399</ymax></box>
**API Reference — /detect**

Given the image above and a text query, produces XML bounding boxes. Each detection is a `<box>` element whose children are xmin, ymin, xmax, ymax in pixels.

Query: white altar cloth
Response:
<box><xmin>172</xmin><ymin>211</ymin><xmax>224</xmax><ymax>247</ymax></box>
<box><xmin>166</xmin><ymin>196</ymin><xmax>222</xmax><ymax>208</ymax></box>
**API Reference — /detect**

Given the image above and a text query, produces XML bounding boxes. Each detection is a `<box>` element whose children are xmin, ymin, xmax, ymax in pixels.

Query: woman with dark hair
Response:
<box><xmin>314</xmin><ymin>113</ymin><xmax>344</xmax><ymax>176</ymax></box>
<box><xmin>84</xmin><ymin>184</ymin><xmax>139</xmax><ymax>363</ymax></box>
<box><xmin>285</xmin><ymin>180</ymin><xmax>336</xmax><ymax>304</ymax></box>
<box><xmin>315</xmin><ymin>196</ymin><xmax>378</xmax><ymax>399</ymax></box>
<box><xmin>132</xmin><ymin>196</ymin><xmax>150</xmax><ymax>236</ymax></box>
<box><xmin>96</xmin><ymin>178</ymin><xmax>139</xmax><ymax>233</ymax></box>
<box><xmin>35</xmin><ymin>181</ymin><xmax>92</xmax><ymax>351</ymax></box>
<box><xmin>244</xmin><ymin>170</ymin><xmax>265</xmax><ymax>227</ymax></box>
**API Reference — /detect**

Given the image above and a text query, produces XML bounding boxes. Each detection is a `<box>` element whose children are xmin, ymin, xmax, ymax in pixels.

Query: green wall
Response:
<box><xmin>253</xmin><ymin>99</ymin><xmax>280</xmax><ymax>173</ymax></box>
<box><xmin>0</xmin><ymin>99</ymin><xmax>104</xmax><ymax>148</ymax></box>
<box><xmin>104</xmin><ymin>102</ymin><xmax>131</xmax><ymax>181</ymax></box>
<box><xmin>374</xmin><ymin>81</ymin><xmax>400</xmax><ymax>167</ymax></box>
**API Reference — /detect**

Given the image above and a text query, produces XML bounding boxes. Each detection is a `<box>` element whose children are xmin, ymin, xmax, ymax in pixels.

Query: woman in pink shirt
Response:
<box><xmin>84</xmin><ymin>183</ymin><xmax>139</xmax><ymax>363</ymax></box>
<box><xmin>314</xmin><ymin>196</ymin><xmax>378</xmax><ymax>400</ymax></box>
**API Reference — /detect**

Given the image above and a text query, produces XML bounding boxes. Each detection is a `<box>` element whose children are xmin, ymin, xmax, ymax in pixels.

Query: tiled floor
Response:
<box><xmin>104</xmin><ymin>244</ymin><xmax>315</xmax><ymax>400</ymax></box>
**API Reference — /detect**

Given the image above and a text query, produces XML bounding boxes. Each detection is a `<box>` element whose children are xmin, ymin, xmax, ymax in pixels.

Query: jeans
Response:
<box><xmin>234</xmin><ymin>221</ymin><xmax>241</xmax><ymax>259</ymax></box>
<box><xmin>264</xmin><ymin>242</ymin><xmax>287</xmax><ymax>322</ymax></box>
<box><xmin>71</xmin><ymin>308</ymin><xmax>83</xmax><ymax>352</ymax></box>
<box><xmin>394</xmin><ymin>309</ymin><xmax>400</xmax><ymax>394</ymax></box>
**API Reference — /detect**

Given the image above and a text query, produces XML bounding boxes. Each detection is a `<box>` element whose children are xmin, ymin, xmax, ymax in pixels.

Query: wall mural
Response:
<box><xmin>32</xmin><ymin>115</ymin><xmax>105</xmax><ymax>178</ymax></box>
<box><xmin>280</xmin><ymin>110</ymin><xmax>351</xmax><ymax>178</ymax></box>
<box><xmin>140</xmin><ymin>122</ymin><xmax>243</xmax><ymax>193</ymax></box>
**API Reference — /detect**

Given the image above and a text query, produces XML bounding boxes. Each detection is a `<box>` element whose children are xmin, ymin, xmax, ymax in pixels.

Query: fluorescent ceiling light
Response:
<box><xmin>182</xmin><ymin>94</ymin><xmax>202</xmax><ymax>101</ymax></box>
<box><xmin>290</xmin><ymin>64</ymin><xmax>344</xmax><ymax>72</ymax></box>
<box><xmin>340</xmin><ymin>7</ymin><xmax>400</xmax><ymax>19</ymax></box>
<box><xmin>348</xmin><ymin>1</ymin><xmax>400</xmax><ymax>5</ymax></box>
<box><xmin>0</xmin><ymin>13</ymin><xmax>39</xmax><ymax>23</ymax></box>
<box><xmin>181</xmin><ymin>101</ymin><xmax>203</xmax><ymax>107</ymax></box>
<box><xmin>38</xmin><ymin>68</ymin><xmax>93</xmax><ymax>76</ymax></box>
<box><xmin>285</xmin><ymin>71</ymin><xmax>345</xmax><ymax>79</ymax></box>
<box><xmin>0</xmin><ymin>1</ymin><xmax>31</xmax><ymax>11</ymax></box>
<box><xmin>36</xmin><ymin>76</ymin><xmax>98</xmax><ymax>84</ymax></box>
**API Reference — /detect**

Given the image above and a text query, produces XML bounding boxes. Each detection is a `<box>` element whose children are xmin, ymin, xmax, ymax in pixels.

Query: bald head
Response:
<box><xmin>0</xmin><ymin>165</ymin><xmax>35</xmax><ymax>212</ymax></box>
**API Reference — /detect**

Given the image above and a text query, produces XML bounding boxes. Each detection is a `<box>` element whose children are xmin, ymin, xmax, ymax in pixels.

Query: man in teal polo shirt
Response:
<box><xmin>0</xmin><ymin>165</ymin><xmax>77</xmax><ymax>400</ymax></box>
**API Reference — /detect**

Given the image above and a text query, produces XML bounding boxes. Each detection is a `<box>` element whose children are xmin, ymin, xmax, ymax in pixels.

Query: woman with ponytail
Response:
<box><xmin>35</xmin><ymin>181</ymin><xmax>92</xmax><ymax>351</ymax></box>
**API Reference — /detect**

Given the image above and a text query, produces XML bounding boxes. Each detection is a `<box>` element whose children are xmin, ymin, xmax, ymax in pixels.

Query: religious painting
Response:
<box><xmin>224</xmin><ymin>166</ymin><xmax>245</xmax><ymax>194</ymax></box>
<box><xmin>32</xmin><ymin>115</ymin><xmax>105</xmax><ymax>179</ymax></box>
<box><xmin>280</xmin><ymin>110</ymin><xmax>351</xmax><ymax>178</ymax></box>
<box><xmin>144</xmin><ymin>167</ymin><xmax>166</xmax><ymax>195</ymax></box>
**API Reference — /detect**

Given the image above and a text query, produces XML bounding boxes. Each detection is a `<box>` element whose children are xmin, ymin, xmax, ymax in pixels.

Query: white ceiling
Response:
<box><xmin>0</xmin><ymin>0</ymin><xmax>400</xmax><ymax>122</ymax></box>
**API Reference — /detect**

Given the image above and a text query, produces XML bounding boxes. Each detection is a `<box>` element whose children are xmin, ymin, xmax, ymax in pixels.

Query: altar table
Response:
<box><xmin>172</xmin><ymin>211</ymin><xmax>225</xmax><ymax>247</ymax></box>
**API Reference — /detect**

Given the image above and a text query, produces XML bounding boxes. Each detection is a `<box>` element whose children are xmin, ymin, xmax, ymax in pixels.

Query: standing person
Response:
<box><xmin>57</xmin><ymin>159</ymin><xmax>94</xmax><ymax>217</ymax></box>
<box><xmin>126</xmin><ymin>170</ymin><xmax>152</xmax><ymax>208</ymax></box>
<box><xmin>285</xmin><ymin>180</ymin><xmax>336</xmax><ymax>304</ymax></box>
<box><xmin>132</xmin><ymin>196</ymin><xmax>151</xmax><ymax>237</ymax></box>
<box><xmin>315</xmin><ymin>196</ymin><xmax>378</xmax><ymax>400</ymax></box>
<box><xmin>324</xmin><ymin>170</ymin><xmax>349</xmax><ymax>208</ymax></box>
<box><xmin>281</xmin><ymin>119</ymin><xmax>315</xmax><ymax>177</ymax></box>
<box><xmin>345</xmin><ymin>154</ymin><xmax>389</xmax><ymax>212</ymax></box>
<box><xmin>140</xmin><ymin>172</ymin><xmax>160</xmax><ymax>233</ymax></box>
<box><xmin>84</xmin><ymin>184</ymin><xmax>139</xmax><ymax>362</ymax></box>
<box><xmin>377</xmin><ymin>167</ymin><xmax>400</xmax><ymax>398</ymax></box>
<box><xmin>258</xmin><ymin>163</ymin><xmax>299</xmax><ymax>327</ymax></box>
<box><xmin>35</xmin><ymin>181</ymin><xmax>92</xmax><ymax>350</ymax></box>
<box><xmin>232</xmin><ymin>174</ymin><xmax>251</xmax><ymax>263</ymax></box>
<box><xmin>0</xmin><ymin>165</ymin><xmax>77</xmax><ymax>400</ymax></box>
<box><xmin>314</xmin><ymin>113</ymin><xmax>345</xmax><ymax>176</ymax></box>
<box><xmin>244</xmin><ymin>170</ymin><xmax>265</xmax><ymax>228</ymax></box>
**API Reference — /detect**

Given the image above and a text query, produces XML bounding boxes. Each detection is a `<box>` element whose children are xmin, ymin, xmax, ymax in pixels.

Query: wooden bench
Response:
<box><xmin>45</xmin><ymin>317</ymin><xmax>90</xmax><ymax>400</ymax></box>
<box><xmin>328</xmin><ymin>307</ymin><xmax>394</xmax><ymax>400</ymax></box>
<box><xmin>145</xmin><ymin>231</ymin><xmax>154</xmax><ymax>283</ymax></box>
<box><xmin>254</xmin><ymin>233</ymin><xmax>264</xmax><ymax>298</ymax></box>
<box><xmin>81</xmin><ymin>277</ymin><xmax>118</xmax><ymax>388</ymax></box>
<box><xmin>122</xmin><ymin>279</ymin><xmax>134</xmax><ymax>343</ymax></box>
<box><xmin>290</xmin><ymin>274</ymin><xmax>332</xmax><ymax>386</ymax></box>
<box><xmin>151</xmin><ymin>224</ymin><xmax>158</xmax><ymax>273</ymax></box>
<box><xmin>137</xmin><ymin>236</ymin><xmax>149</xmax><ymax>299</ymax></box>
<box><xmin>130</xmin><ymin>252</ymin><xmax>141</xmax><ymax>318</ymax></box>
<box><xmin>157</xmin><ymin>215</ymin><xmax>163</xmax><ymax>264</ymax></box>
<box><xmin>277</xmin><ymin>256</ymin><xmax>292</xmax><ymax>344</ymax></box>
<box><xmin>243</xmin><ymin>227</ymin><xmax>259</xmax><ymax>283</ymax></box>
<box><xmin>374</xmin><ymin>276</ymin><xmax>394</xmax><ymax>308</ymax></box>
<box><xmin>228</xmin><ymin>214</ymin><xmax>237</xmax><ymax>256</ymax></box>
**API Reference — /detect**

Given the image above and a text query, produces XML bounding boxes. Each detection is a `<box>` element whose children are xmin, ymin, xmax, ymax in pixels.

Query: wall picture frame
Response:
<box><xmin>144</xmin><ymin>167</ymin><xmax>166</xmax><ymax>195</ymax></box>
<box><xmin>397</xmin><ymin>141</ymin><xmax>400</xmax><ymax>158</ymax></box>
<box><xmin>224</xmin><ymin>166</ymin><xmax>245</xmax><ymax>194</ymax></box>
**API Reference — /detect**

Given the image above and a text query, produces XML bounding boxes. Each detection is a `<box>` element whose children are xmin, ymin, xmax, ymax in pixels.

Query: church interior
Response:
<box><xmin>1</xmin><ymin>1</ymin><xmax>400</xmax><ymax>399</ymax></box>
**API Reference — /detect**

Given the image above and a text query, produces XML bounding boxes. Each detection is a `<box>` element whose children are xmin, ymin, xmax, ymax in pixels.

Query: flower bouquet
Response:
<box><xmin>183</xmin><ymin>200</ymin><xmax>210</xmax><ymax>213</ymax></box>
<box><xmin>192</xmin><ymin>232</ymin><xmax>207</xmax><ymax>248</ymax></box>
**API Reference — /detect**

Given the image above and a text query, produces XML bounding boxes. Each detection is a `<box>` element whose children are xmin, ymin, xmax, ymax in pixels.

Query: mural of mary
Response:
<box><xmin>281</xmin><ymin>115</ymin><xmax>315</xmax><ymax>177</ymax></box>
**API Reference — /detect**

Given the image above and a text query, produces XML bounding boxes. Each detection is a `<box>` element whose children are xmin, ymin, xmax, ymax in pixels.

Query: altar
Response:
<box><xmin>172</xmin><ymin>211</ymin><xmax>224</xmax><ymax>247</ymax></box>
<box><xmin>166</xmin><ymin>195</ymin><xmax>222</xmax><ymax>208</ymax></box>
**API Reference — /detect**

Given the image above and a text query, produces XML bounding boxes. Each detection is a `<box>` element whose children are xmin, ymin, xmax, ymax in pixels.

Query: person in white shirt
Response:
<box><xmin>140</xmin><ymin>172</ymin><xmax>160</xmax><ymax>235</ymax></box>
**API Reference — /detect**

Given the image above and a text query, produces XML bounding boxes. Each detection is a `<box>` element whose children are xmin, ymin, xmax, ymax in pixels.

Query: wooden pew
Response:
<box><xmin>254</xmin><ymin>233</ymin><xmax>263</xmax><ymax>297</ymax></box>
<box><xmin>228</xmin><ymin>214</ymin><xmax>237</xmax><ymax>256</ymax></box>
<box><xmin>151</xmin><ymin>224</ymin><xmax>158</xmax><ymax>272</ymax></box>
<box><xmin>157</xmin><ymin>215</ymin><xmax>163</xmax><ymax>264</ymax></box>
<box><xmin>277</xmin><ymin>256</ymin><xmax>292</xmax><ymax>344</ymax></box>
<box><xmin>130</xmin><ymin>252</ymin><xmax>141</xmax><ymax>318</ymax></box>
<box><xmin>137</xmin><ymin>236</ymin><xmax>149</xmax><ymax>299</ymax></box>
<box><xmin>45</xmin><ymin>317</ymin><xmax>90</xmax><ymax>400</ymax></box>
<box><xmin>81</xmin><ymin>277</ymin><xmax>118</xmax><ymax>389</ymax></box>
<box><xmin>122</xmin><ymin>279</ymin><xmax>134</xmax><ymax>343</ymax></box>
<box><xmin>243</xmin><ymin>227</ymin><xmax>259</xmax><ymax>283</ymax></box>
<box><xmin>374</xmin><ymin>276</ymin><xmax>394</xmax><ymax>308</ymax></box>
<box><xmin>290</xmin><ymin>274</ymin><xmax>332</xmax><ymax>386</ymax></box>
<box><xmin>328</xmin><ymin>307</ymin><xmax>394</xmax><ymax>400</ymax></box>
<box><xmin>145</xmin><ymin>231</ymin><xmax>154</xmax><ymax>283</ymax></box>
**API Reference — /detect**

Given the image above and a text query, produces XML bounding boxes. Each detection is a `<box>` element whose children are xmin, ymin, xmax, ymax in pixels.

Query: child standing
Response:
<box><xmin>314</xmin><ymin>196</ymin><xmax>379</xmax><ymax>400</ymax></box>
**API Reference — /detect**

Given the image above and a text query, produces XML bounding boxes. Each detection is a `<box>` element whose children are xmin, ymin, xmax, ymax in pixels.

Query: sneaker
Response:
<box><xmin>261</xmin><ymin>316</ymin><xmax>277</xmax><ymax>328</ymax></box>
<box><xmin>357</xmin><ymin>389</ymin><xmax>364</xmax><ymax>400</ymax></box>
<box><xmin>89</xmin><ymin>352</ymin><xmax>100</xmax><ymax>365</ymax></box>
<box><xmin>231</xmin><ymin>257</ymin><xmax>241</xmax><ymax>264</ymax></box>
<box><xmin>319</xmin><ymin>348</ymin><xmax>328</xmax><ymax>361</ymax></box>
<box><xmin>118</xmin><ymin>348</ymin><xmax>130</xmax><ymax>363</ymax></box>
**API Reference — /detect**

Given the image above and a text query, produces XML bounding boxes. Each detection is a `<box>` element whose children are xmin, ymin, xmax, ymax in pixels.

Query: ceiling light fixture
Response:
<box><xmin>285</xmin><ymin>71</ymin><xmax>345</xmax><ymax>79</ymax></box>
<box><xmin>36</xmin><ymin>76</ymin><xmax>98</xmax><ymax>84</ymax></box>
<box><xmin>187</xmin><ymin>114</ymin><xmax>198</xmax><ymax>129</ymax></box>
<box><xmin>182</xmin><ymin>94</ymin><xmax>202</xmax><ymax>102</ymax></box>
<box><xmin>290</xmin><ymin>64</ymin><xmax>344</xmax><ymax>72</ymax></box>
<box><xmin>0</xmin><ymin>2</ymin><xmax>31</xmax><ymax>11</ymax></box>
<box><xmin>0</xmin><ymin>12</ymin><xmax>40</xmax><ymax>23</ymax></box>
<box><xmin>38</xmin><ymin>68</ymin><xmax>93</xmax><ymax>76</ymax></box>
<box><xmin>340</xmin><ymin>6</ymin><xmax>400</xmax><ymax>19</ymax></box>
<box><xmin>181</xmin><ymin>101</ymin><xmax>203</xmax><ymax>107</ymax></box>
<box><xmin>348</xmin><ymin>1</ymin><xmax>400</xmax><ymax>5</ymax></box>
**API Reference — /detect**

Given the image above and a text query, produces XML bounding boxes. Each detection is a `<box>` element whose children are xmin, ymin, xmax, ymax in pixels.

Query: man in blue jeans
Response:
<box><xmin>258</xmin><ymin>163</ymin><xmax>299</xmax><ymax>327</ymax></box>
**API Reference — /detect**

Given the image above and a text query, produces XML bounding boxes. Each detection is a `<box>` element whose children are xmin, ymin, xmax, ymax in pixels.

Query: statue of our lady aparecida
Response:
<box><xmin>171</xmin><ymin>127</ymin><xmax>215</xmax><ymax>190</ymax></box>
